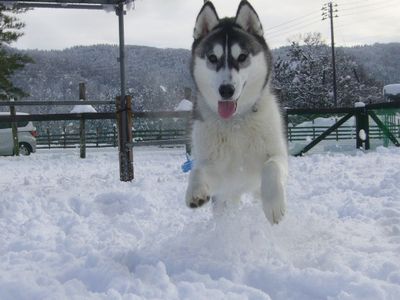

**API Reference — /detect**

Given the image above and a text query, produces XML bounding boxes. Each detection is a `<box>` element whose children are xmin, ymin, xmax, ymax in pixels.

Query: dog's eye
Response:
<box><xmin>237</xmin><ymin>53</ymin><xmax>248</xmax><ymax>63</ymax></box>
<box><xmin>207</xmin><ymin>54</ymin><xmax>218</xmax><ymax>64</ymax></box>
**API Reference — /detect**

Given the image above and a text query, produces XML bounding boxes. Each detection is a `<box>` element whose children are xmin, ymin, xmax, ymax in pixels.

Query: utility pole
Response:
<box><xmin>322</xmin><ymin>2</ymin><xmax>338</xmax><ymax>107</ymax></box>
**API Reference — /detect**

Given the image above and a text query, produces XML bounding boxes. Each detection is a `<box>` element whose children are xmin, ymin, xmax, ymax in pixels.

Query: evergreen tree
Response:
<box><xmin>0</xmin><ymin>4</ymin><xmax>32</xmax><ymax>100</ymax></box>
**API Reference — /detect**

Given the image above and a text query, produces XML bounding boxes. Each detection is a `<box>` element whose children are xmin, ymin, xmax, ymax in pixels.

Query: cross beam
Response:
<box><xmin>0</xmin><ymin>0</ymin><xmax>130</xmax><ymax>10</ymax></box>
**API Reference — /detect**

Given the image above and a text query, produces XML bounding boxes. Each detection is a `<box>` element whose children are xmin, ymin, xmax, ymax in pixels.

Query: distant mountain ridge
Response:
<box><xmin>10</xmin><ymin>42</ymin><xmax>400</xmax><ymax>112</ymax></box>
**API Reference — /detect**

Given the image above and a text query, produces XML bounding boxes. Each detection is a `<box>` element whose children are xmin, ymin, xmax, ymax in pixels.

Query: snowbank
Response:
<box><xmin>70</xmin><ymin>104</ymin><xmax>97</xmax><ymax>114</ymax></box>
<box><xmin>0</xmin><ymin>147</ymin><xmax>399</xmax><ymax>299</ymax></box>
<box><xmin>175</xmin><ymin>99</ymin><xmax>193</xmax><ymax>111</ymax></box>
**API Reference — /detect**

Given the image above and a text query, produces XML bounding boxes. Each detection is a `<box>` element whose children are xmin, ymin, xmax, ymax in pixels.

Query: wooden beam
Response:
<box><xmin>0</xmin><ymin>100</ymin><xmax>114</xmax><ymax>106</ymax></box>
<box><xmin>0</xmin><ymin>111</ymin><xmax>190</xmax><ymax>123</ymax></box>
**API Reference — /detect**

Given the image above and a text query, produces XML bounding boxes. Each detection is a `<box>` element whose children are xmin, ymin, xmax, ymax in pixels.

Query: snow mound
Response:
<box><xmin>70</xmin><ymin>104</ymin><xmax>97</xmax><ymax>113</ymax></box>
<box><xmin>0</xmin><ymin>147</ymin><xmax>400</xmax><ymax>299</ymax></box>
<box><xmin>175</xmin><ymin>99</ymin><xmax>193</xmax><ymax>111</ymax></box>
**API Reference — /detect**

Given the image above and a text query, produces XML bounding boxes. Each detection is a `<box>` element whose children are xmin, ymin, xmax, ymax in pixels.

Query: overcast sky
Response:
<box><xmin>12</xmin><ymin>0</ymin><xmax>400</xmax><ymax>50</ymax></box>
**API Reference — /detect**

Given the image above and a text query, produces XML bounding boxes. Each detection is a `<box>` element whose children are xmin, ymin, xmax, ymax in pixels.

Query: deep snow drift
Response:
<box><xmin>0</xmin><ymin>147</ymin><xmax>399</xmax><ymax>299</ymax></box>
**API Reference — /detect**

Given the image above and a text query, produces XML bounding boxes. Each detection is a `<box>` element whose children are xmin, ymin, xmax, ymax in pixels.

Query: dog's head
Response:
<box><xmin>191</xmin><ymin>1</ymin><xmax>272</xmax><ymax>120</ymax></box>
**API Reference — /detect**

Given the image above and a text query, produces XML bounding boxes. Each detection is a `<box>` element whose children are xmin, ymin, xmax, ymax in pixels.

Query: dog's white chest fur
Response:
<box><xmin>192</xmin><ymin>114</ymin><xmax>269</xmax><ymax>195</ymax></box>
<box><xmin>186</xmin><ymin>92</ymin><xmax>288</xmax><ymax>224</ymax></box>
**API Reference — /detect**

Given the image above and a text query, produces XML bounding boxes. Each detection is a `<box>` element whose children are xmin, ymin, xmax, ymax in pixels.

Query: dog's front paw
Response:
<box><xmin>185</xmin><ymin>185</ymin><xmax>210</xmax><ymax>209</ymax></box>
<box><xmin>262</xmin><ymin>190</ymin><xmax>286</xmax><ymax>225</ymax></box>
<box><xmin>261</xmin><ymin>159</ymin><xmax>287</xmax><ymax>225</ymax></box>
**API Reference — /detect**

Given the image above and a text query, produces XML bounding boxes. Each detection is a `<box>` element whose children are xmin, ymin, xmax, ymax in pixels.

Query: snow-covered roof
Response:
<box><xmin>383</xmin><ymin>84</ymin><xmax>400</xmax><ymax>96</ymax></box>
<box><xmin>175</xmin><ymin>99</ymin><xmax>193</xmax><ymax>111</ymax></box>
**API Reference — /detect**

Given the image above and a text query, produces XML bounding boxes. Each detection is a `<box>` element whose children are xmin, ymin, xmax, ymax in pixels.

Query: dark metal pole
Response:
<box><xmin>118</xmin><ymin>2</ymin><xmax>126</xmax><ymax>101</ymax></box>
<box><xmin>329</xmin><ymin>2</ymin><xmax>338</xmax><ymax>107</ymax></box>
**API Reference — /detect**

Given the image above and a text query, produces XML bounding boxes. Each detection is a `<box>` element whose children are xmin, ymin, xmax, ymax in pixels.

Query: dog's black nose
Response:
<box><xmin>219</xmin><ymin>84</ymin><xmax>235</xmax><ymax>99</ymax></box>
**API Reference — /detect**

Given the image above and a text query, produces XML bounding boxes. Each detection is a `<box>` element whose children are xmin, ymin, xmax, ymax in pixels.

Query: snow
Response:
<box><xmin>295</xmin><ymin>116</ymin><xmax>355</xmax><ymax>128</ymax></box>
<box><xmin>354</xmin><ymin>102</ymin><xmax>366</xmax><ymax>108</ymax></box>
<box><xmin>359</xmin><ymin>129</ymin><xmax>367</xmax><ymax>141</ymax></box>
<box><xmin>1</xmin><ymin>147</ymin><xmax>400</xmax><ymax>299</ymax></box>
<box><xmin>175</xmin><ymin>99</ymin><xmax>193</xmax><ymax>111</ymax></box>
<box><xmin>70</xmin><ymin>104</ymin><xmax>97</xmax><ymax>114</ymax></box>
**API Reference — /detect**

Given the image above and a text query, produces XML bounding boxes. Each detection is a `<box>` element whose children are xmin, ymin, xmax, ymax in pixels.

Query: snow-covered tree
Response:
<box><xmin>273</xmin><ymin>33</ymin><xmax>382</xmax><ymax>108</ymax></box>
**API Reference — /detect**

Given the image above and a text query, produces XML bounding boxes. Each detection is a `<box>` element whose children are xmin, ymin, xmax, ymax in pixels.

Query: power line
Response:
<box><xmin>267</xmin><ymin>19</ymin><xmax>322</xmax><ymax>39</ymax></box>
<box><xmin>339</xmin><ymin>0</ymin><xmax>397</xmax><ymax>12</ymax></box>
<box><xmin>265</xmin><ymin>10</ymin><xmax>321</xmax><ymax>33</ymax></box>
<box><xmin>340</xmin><ymin>1</ymin><xmax>398</xmax><ymax>18</ymax></box>
<box><xmin>336</xmin><ymin>0</ymin><xmax>395</xmax><ymax>8</ymax></box>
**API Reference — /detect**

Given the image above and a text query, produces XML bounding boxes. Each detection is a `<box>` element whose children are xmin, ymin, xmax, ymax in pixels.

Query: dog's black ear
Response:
<box><xmin>235</xmin><ymin>1</ymin><xmax>264</xmax><ymax>37</ymax></box>
<box><xmin>193</xmin><ymin>1</ymin><xmax>219</xmax><ymax>40</ymax></box>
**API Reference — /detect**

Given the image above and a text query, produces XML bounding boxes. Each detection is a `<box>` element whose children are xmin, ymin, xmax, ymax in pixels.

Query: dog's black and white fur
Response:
<box><xmin>186</xmin><ymin>1</ymin><xmax>288</xmax><ymax>224</ymax></box>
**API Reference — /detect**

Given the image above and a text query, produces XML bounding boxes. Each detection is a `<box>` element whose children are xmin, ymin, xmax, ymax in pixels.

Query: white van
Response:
<box><xmin>0</xmin><ymin>112</ymin><xmax>37</xmax><ymax>156</ymax></box>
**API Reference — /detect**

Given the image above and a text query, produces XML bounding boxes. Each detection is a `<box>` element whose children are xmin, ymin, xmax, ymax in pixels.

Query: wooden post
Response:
<box><xmin>63</xmin><ymin>126</ymin><xmax>67</xmax><ymax>148</ymax></box>
<box><xmin>113</xmin><ymin>125</ymin><xmax>117</xmax><ymax>147</ymax></box>
<box><xmin>185</xmin><ymin>112</ymin><xmax>192</xmax><ymax>155</ymax></box>
<box><xmin>158</xmin><ymin>119</ymin><xmax>162</xmax><ymax>140</ymax></box>
<box><xmin>79</xmin><ymin>82</ymin><xmax>86</xmax><ymax>158</ymax></box>
<box><xmin>355</xmin><ymin>103</ymin><xmax>370</xmax><ymax>150</ymax></box>
<box><xmin>183</xmin><ymin>87</ymin><xmax>192</xmax><ymax>155</ymax></box>
<box><xmin>96</xmin><ymin>127</ymin><xmax>99</xmax><ymax>147</ymax></box>
<box><xmin>47</xmin><ymin>128</ymin><xmax>51</xmax><ymax>149</ymax></box>
<box><xmin>116</xmin><ymin>95</ymin><xmax>133</xmax><ymax>181</ymax></box>
<box><xmin>9</xmin><ymin>100</ymin><xmax>19</xmax><ymax>156</ymax></box>
<box><xmin>283</xmin><ymin>108</ymin><xmax>289</xmax><ymax>143</ymax></box>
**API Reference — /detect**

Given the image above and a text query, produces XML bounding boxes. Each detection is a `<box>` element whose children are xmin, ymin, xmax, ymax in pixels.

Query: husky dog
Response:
<box><xmin>186</xmin><ymin>0</ymin><xmax>288</xmax><ymax>225</ymax></box>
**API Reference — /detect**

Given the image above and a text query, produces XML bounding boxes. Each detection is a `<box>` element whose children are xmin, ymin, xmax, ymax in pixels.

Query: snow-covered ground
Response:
<box><xmin>1</xmin><ymin>147</ymin><xmax>400</xmax><ymax>300</ymax></box>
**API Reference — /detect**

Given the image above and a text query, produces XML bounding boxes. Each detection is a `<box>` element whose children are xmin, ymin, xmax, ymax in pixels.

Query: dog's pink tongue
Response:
<box><xmin>218</xmin><ymin>101</ymin><xmax>236</xmax><ymax>119</ymax></box>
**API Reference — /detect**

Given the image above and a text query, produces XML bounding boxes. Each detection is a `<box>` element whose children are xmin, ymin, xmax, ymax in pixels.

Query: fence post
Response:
<box><xmin>63</xmin><ymin>126</ymin><xmax>67</xmax><ymax>148</ymax></box>
<box><xmin>355</xmin><ymin>102</ymin><xmax>370</xmax><ymax>150</ymax></box>
<box><xmin>335</xmin><ymin>118</ymin><xmax>339</xmax><ymax>141</ymax></box>
<box><xmin>47</xmin><ymin>128</ymin><xmax>51</xmax><ymax>149</ymax></box>
<box><xmin>283</xmin><ymin>108</ymin><xmax>289</xmax><ymax>144</ymax></box>
<box><xmin>9</xmin><ymin>99</ymin><xmax>19</xmax><ymax>156</ymax></box>
<box><xmin>116</xmin><ymin>95</ymin><xmax>134</xmax><ymax>181</ymax></box>
<box><xmin>158</xmin><ymin>119</ymin><xmax>163</xmax><ymax>140</ymax></box>
<box><xmin>79</xmin><ymin>82</ymin><xmax>86</xmax><ymax>158</ymax></box>
<box><xmin>96</xmin><ymin>127</ymin><xmax>99</xmax><ymax>147</ymax></box>
<box><xmin>113</xmin><ymin>124</ymin><xmax>117</xmax><ymax>147</ymax></box>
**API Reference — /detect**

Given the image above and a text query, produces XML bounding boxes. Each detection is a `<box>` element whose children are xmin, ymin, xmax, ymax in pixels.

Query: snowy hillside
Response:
<box><xmin>8</xmin><ymin>43</ymin><xmax>400</xmax><ymax>113</ymax></box>
<box><xmin>1</xmin><ymin>147</ymin><xmax>400</xmax><ymax>299</ymax></box>
<box><xmin>12</xmin><ymin>45</ymin><xmax>194</xmax><ymax>112</ymax></box>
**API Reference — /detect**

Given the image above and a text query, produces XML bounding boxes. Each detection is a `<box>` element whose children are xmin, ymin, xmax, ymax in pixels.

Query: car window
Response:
<box><xmin>0</xmin><ymin>122</ymin><xmax>11</xmax><ymax>129</ymax></box>
<box><xmin>18</xmin><ymin>121</ymin><xmax>29</xmax><ymax>127</ymax></box>
<box><xmin>0</xmin><ymin>121</ymin><xmax>29</xmax><ymax>129</ymax></box>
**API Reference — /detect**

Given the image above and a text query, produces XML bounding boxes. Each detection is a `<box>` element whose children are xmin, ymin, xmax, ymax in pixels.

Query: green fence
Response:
<box><xmin>35</xmin><ymin>128</ymin><xmax>187</xmax><ymax>149</ymax></box>
<box><xmin>2</xmin><ymin>101</ymin><xmax>400</xmax><ymax>156</ymax></box>
<box><xmin>286</xmin><ymin>102</ymin><xmax>400</xmax><ymax>156</ymax></box>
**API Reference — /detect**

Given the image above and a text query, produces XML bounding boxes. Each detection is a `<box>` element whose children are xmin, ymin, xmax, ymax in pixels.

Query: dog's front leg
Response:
<box><xmin>261</xmin><ymin>156</ymin><xmax>288</xmax><ymax>225</ymax></box>
<box><xmin>185</xmin><ymin>166</ymin><xmax>211</xmax><ymax>209</ymax></box>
